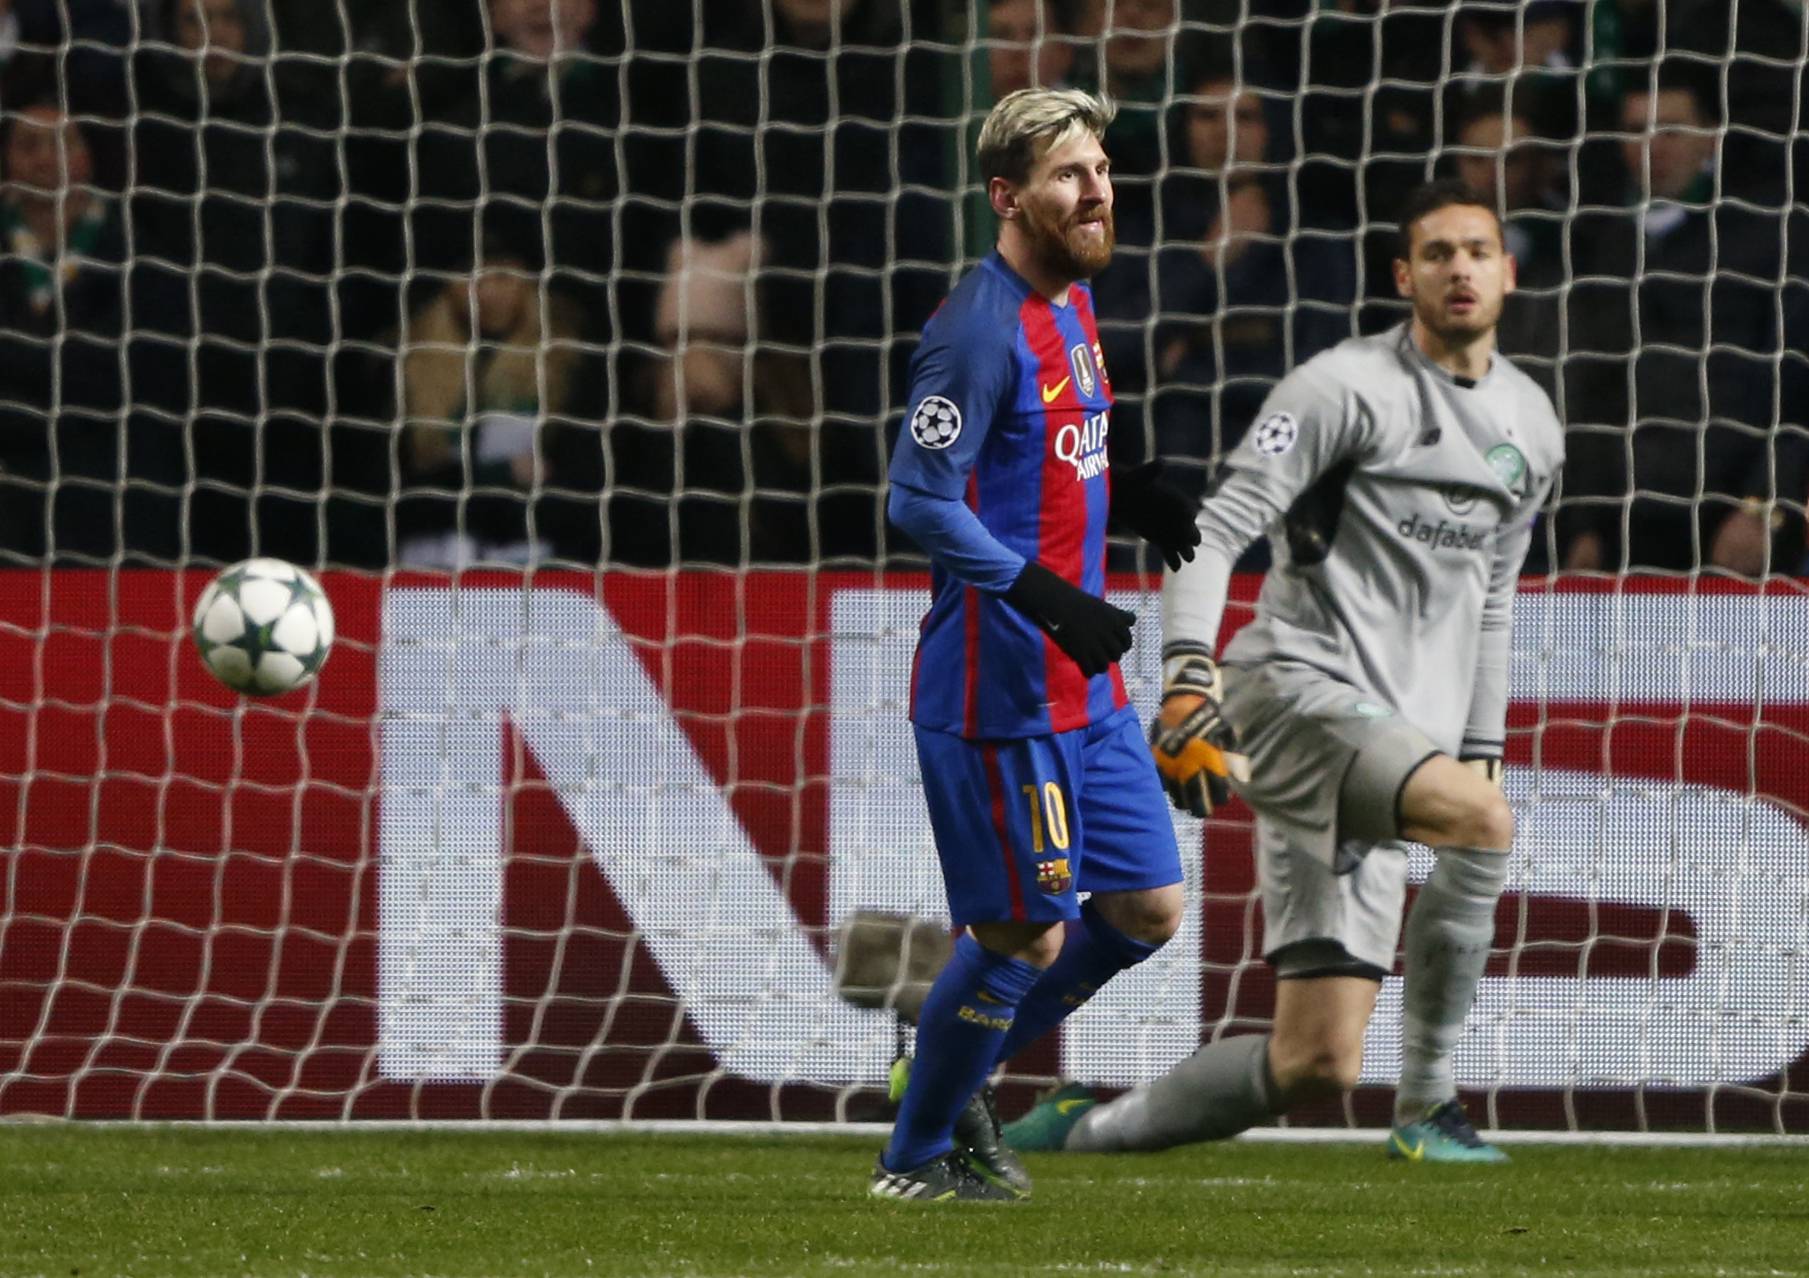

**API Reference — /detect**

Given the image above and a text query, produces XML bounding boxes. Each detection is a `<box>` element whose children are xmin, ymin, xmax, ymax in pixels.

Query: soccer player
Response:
<box><xmin>870</xmin><ymin>87</ymin><xmax>1203</xmax><ymax>1202</ymax></box>
<box><xmin>1007</xmin><ymin>178</ymin><xmax>1564</xmax><ymax>1162</ymax></box>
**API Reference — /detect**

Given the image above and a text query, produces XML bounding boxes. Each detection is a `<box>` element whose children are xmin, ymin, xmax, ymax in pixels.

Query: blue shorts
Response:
<box><xmin>913</xmin><ymin>706</ymin><xmax>1183</xmax><ymax>926</ymax></box>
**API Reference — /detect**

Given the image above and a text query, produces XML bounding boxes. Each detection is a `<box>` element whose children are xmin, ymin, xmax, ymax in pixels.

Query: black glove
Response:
<box><xmin>1110</xmin><ymin>459</ymin><xmax>1202</xmax><ymax>571</ymax></box>
<box><xmin>1003</xmin><ymin>561</ymin><xmax>1136</xmax><ymax>677</ymax></box>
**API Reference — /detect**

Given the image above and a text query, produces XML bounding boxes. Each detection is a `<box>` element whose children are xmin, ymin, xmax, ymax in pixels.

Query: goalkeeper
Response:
<box><xmin>1008</xmin><ymin>179</ymin><xmax>1564</xmax><ymax>1163</ymax></box>
<box><xmin>870</xmin><ymin>87</ymin><xmax>1203</xmax><ymax>1203</ymax></box>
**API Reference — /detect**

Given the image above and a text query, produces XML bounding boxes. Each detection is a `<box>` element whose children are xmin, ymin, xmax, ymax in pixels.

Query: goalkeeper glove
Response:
<box><xmin>1149</xmin><ymin>655</ymin><xmax>1245</xmax><ymax>818</ymax></box>
<box><xmin>1003</xmin><ymin>561</ymin><xmax>1136</xmax><ymax>677</ymax></box>
<box><xmin>1109</xmin><ymin>459</ymin><xmax>1202</xmax><ymax>571</ymax></box>
<box><xmin>1461</xmin><ymin>756</ymin><xmax>1503</xmax><ymax>789</ymax></box>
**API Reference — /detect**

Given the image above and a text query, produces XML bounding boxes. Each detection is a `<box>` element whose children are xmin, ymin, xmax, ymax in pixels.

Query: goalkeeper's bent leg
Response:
<box><xmin>1065</xmin><ymin>970</ymin><xmax>1377</xmax><ymax>1152</ymax></box>
<box><xmin>1396</xmin><ymin>846</ymin><xmax>1509</xmax><ymax>1124</ymax></box>
<box><xmin>1065</xmin><ymin>1034</ymin><xmax>1280</xmax><ymax>1152</ymax></box>
<box><xmin>882</xmin><ymin>933</ymin><xmax>1046</xmax><ymax>1173</ymax></box>
<box><xmin>1392</xmin><ymin>757</ymin><xmax>1514</xmax><ymax>1126</ymax></box>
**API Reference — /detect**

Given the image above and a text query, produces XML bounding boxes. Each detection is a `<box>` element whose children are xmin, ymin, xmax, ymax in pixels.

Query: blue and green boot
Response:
<box><xmin>1387</xmin><ymin>1099</ymin><xmax>1509</xmax><ymax>1163</ymax></box>
<box><xmin>999</xmin><ymin>1082</ymin><xmax>1097</xmax><ymax>1152</ymax></box>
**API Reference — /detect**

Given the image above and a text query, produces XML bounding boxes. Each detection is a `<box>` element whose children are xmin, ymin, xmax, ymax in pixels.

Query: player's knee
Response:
<box><xmin>1090</xmin><ymin>886</ymin><xmax>1184</xmax><ymax>948</ymax></box>
<box><xmin>1115</xmin><ymin>897</ymin><xmax>1183</xmax><ymax>947</ymax></box>
<box><xmin>1143</xmin><ymin>905</ymin><xmax>1183</xmax><ymax>947</ymax></box>
<box><xmin>1018</xmin><ymin>926</ymin><xmax>1066</xmax><ymax>968</ymax></box>
<box><xmin>969</xmin><ymin>920</ymin><xmax>1066</xmax><ymax>968</ymax></box>
<box><xmin>1273</xmin><ymin>1039</ymin><xmax>1364</xmax><ymax>1101</ymax></box>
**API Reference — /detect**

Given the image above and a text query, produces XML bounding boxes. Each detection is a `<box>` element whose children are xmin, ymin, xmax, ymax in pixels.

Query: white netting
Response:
<box><xmin>0</xmin><ymin>0</ymin><xmax>1806</xmax><ymax>1130</ymax></box>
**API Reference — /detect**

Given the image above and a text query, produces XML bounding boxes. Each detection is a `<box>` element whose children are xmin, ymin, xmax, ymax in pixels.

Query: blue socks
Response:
<box><xmin>882</xmin><ymin>906</ymin><xmax>1165</xmax><ymax>1172</ymax></box>
<box><xmin>993</xmin><ymin>900</ymin><xmax>1160</xmax><ymax>1065</ymax></box>
<box><xmin>883</xmin><ymin>933</ymin><xmax>1043</xmax><ymax>1172</ymax></box>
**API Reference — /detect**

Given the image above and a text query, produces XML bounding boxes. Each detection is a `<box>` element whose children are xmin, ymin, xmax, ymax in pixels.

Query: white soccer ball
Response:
<box><xmin>191</xmin><ymin>558</ymin><xmax>336</xmax><ymax>697</ymax></box>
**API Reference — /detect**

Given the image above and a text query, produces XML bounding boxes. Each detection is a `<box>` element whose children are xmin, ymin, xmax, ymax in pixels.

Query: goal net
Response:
<box><xmin>1</xmin><ymin>1</ymin><xmax>1806</xmax><ymax>1133</ymax></box>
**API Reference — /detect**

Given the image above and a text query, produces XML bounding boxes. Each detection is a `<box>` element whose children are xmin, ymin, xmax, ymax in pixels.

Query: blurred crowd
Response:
<box><xmin>0</xmin><ymin>0</ymin><xmax>1805</xmax><ymax>576</ymax></box>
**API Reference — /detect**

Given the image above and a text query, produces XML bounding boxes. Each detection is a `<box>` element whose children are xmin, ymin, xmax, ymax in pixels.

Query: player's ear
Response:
<box><xmin>1502</xmin><ymin>249</ymin><xmax>1518</xmax><ymax>296</ymax></box>
<box><xmin>1392</xmin><ymin>254</ymin><xmax>1413</xmax><ymax>299</ymax></box>
<box><xmin>989</xmin><ymin>176</ymin><xmax>1019</xmax><ymax>221</ymax></box>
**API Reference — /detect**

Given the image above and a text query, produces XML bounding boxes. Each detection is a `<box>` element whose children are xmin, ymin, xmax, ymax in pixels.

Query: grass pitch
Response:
<box><xmin>2</xmin><ymin>1126</ymin><xmax>1804</xmax><ymax>1277</ymax></box>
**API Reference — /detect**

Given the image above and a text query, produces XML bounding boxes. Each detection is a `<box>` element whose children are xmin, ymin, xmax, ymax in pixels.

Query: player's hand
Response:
<box><xmin>1461</xmin><ymin>756</ymin><xmax>1503</xmax><ymax>789</ymax></box>
<box><xmin>1109</xmin><ymin>459</ymin><xmax>1202</xmax><ymax>571</ymax></box>
<box><xmin>1003</xmin><ymin>562</ymin><xmax>1136</xmax><ymax>677</ymax></box>
<box><xmin>1149</xmin><ymin>656</ymin><xmax>1244</xmax><ymax>818</ymax></box>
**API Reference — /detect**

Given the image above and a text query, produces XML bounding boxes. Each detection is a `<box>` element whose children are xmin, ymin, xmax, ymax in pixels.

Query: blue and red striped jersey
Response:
<box><xmin>890</xmin><ymin>250</ymin><xmax>1129</xmax><ymax>740</ymax></box>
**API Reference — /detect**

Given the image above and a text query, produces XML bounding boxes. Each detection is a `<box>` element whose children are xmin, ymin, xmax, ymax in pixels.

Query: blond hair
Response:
<box><xmin>977</xmin><ymin>87</ymin><xmax>1117</xmax><ymax>186</ymax></box>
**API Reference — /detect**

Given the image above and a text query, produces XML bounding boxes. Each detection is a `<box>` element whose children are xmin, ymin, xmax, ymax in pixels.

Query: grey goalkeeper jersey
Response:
<box><xmin>1163</xmin><ymin>323</ymin><xmax>1564</xmax><ymax>759</ymax></box>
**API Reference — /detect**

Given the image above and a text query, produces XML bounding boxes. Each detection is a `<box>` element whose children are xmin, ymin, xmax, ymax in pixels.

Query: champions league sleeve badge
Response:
<box><xmin>909</xmin><ymin>395</ymin><xmax>962</xmax><ymax>449</ymax></box>
<box><xmin>1252</xmin><ymin>411</ymin><xmax>1299</xmax><ymax>457</ymax></box>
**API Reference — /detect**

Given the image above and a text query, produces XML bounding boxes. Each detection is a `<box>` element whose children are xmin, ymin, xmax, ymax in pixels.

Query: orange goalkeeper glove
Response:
<box><xmin>1149</xmin><ymin>655</ymin><xmax>1246</xmax><ymax>818</ymax></box>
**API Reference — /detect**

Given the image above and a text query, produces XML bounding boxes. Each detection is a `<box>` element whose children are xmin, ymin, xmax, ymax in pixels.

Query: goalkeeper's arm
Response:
<box><xmin>1459</xmin><ymin>471</ymin><xmax>1555</xmax><ymax>772</ymax></box>
<box><xmin>1155</xmin><ymin>369</ymin><xmax>1371</xmax><ymax>817</ymax></box>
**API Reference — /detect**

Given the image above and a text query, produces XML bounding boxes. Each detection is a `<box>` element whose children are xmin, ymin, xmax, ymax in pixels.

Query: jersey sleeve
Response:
<box><xmin>886</xmin><ymin>483</ymin><xmax>1025</xmax><ymax>591</ymax></box>
<box><xmin>1162</xmin><ymin>362</ymin><xmax>1374</xmax><ymax>666</ymax></box>
<box><xmin>886</xmin><ymin>298</ymin><xmax>1028</xmax><ymax>589</ymax></box>
<box><xmin>888</xmin><ymin>306</ymin><xmax>1016</xmax><ymax>500</ymax></box>
<box><xmin>1462</xmin><ymin>398</ymin><xmax>1565</xmax><ymax>760</ymax></box>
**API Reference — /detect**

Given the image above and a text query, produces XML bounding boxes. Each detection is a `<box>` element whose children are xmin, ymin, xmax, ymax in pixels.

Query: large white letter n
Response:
<box><xmin>377</xmin><ymin>587</ymin><xmax>888</xmax><ymax>1085</ymax></box>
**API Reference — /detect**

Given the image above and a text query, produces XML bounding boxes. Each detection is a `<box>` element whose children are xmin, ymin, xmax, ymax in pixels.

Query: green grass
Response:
<box><xmin>2</xmin><ymin>1127</ymin><xmax>1805</xmax><ymax>1277</ymax></box>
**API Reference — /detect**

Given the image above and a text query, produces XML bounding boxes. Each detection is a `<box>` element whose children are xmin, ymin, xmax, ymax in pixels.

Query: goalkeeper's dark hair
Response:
<box><xmin>1393</xmin><ymin>178</ymin><xmax>1502</xmax><ymax>261</ymax></box>
<box><xmin>978</xmin><ymin>87</ymin><xmax>1117</xmax><ymax>187</ymax></box>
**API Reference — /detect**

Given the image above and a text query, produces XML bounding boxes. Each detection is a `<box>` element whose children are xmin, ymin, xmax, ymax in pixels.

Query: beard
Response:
<box><xmin>1022</xmin><ymin>198</ymin><xmax>1116</xmax><ymax>281</ymax></box>
<box><xmin>1414</xmin><ymin>289</ymin><xmax>1503</xmax><ymax>345</ymax></box>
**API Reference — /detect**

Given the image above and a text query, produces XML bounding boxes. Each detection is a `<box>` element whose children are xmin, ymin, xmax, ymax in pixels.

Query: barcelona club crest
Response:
<box><xmin>1068</xmin><ymin>344</ymin><xmax>1098</xmax><ymax>398</ymax></box>
<box><xmin>1036</xmin><ymin>857</ymin><xmax>1072</xmax><ymax>895</ymax></box>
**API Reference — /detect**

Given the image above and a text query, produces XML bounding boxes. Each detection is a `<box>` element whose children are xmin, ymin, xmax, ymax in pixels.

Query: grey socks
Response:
<box><xmin>1065</xmin><ymin>1032</ymin><xmax>1279</xmax><ymax>1152</ymax></box>
<box><xmin>1397</xmin><ymin>846</ymin><xmax>1508</xmax><ymax>1124</ymax></box>
<box><xmin>1061</xmin><ymin>846</ymin><xmax>1508</xmax><ymax>1147</ymax></box>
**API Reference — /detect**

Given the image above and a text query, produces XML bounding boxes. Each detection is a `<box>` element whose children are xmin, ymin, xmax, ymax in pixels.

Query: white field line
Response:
<box><xmin>23</xmin><ymin>1119</ymin><xmax>1809</xmax><ymax>1147</ymax></box>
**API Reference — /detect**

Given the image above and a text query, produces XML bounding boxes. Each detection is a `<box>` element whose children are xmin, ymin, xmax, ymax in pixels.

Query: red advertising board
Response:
<box><xmin>1</xmin><ymin>571</ymin><xmax>1805</xmax><ymax>1130</ymax></box>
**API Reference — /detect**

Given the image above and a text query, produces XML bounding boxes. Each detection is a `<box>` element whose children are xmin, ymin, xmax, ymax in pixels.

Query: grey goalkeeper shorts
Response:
<box><xmin>1218</xmin><ymin>660</ymin><xmax>1441</xmax><ymax>980</ymax></box>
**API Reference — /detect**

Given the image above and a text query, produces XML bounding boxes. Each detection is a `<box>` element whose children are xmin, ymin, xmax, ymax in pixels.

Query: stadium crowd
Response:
<box><xmin>0</xmin><ymin>0</ymin><xmax>1804</xmax><ymax>574</ymax></box>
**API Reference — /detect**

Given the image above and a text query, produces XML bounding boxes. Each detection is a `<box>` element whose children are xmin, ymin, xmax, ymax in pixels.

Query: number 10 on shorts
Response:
<box><xmin>1021</xmin><ymin>782</ymin><xmax>1070</xmax><ymax>853</ymax></box>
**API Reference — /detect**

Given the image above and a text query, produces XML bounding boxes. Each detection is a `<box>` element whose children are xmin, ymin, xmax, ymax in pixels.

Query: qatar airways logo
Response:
<box><xmin>1055</xmin><ymin>410</ymin><xmax>1110</xmax><ymax>480</ymax></box>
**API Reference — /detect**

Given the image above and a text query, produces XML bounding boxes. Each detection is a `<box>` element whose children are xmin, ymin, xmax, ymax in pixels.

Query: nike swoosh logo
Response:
<box><xmin>1055</xmin><ymin>1099</ymin><xmax>1089</xmax><ymax>1116</ymax></box>
<box><xmin>1041</xmin><ymin>377</ymin><xmax>1070</xmax><ymax>403</ymax></box>
<box><xmin>1391</xmin><ymin>1132</ymin><xmax>1425</xmax><ymax>1161</ymax></box>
